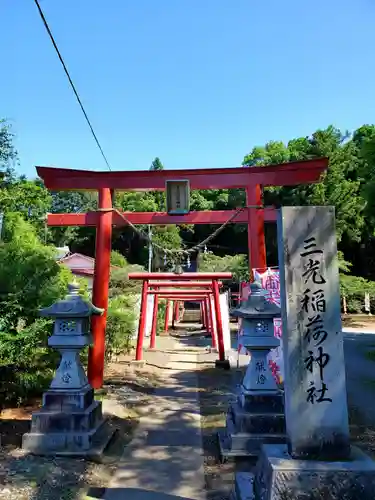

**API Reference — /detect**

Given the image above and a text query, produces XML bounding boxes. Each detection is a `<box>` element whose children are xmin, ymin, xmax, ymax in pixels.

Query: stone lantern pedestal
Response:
<box><xmin>218</xmin><ymin>282</ymin><xmax>286</xmax><ymax>460</ymax></box>
<box><xmin>22</xmin><ymin>283</ymin><xmax>115</xmax><ymax>457</ymax></box>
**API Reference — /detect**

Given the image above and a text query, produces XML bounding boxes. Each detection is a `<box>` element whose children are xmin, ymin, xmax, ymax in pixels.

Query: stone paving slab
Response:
<box><xmin>104</xmin><ymin>341</ymin><xmax>206</xmax><ymax>500</ymax></box>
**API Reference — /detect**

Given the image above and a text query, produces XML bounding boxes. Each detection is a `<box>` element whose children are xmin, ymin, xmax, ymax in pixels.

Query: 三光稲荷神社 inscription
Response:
<box><xmin>300</xmin><ymin>237</ymin><xmax>332</xmax><ymax>405</ymax></box>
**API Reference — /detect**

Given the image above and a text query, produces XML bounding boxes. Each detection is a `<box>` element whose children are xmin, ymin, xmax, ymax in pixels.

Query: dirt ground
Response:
<box><xmin>342</xmin><ymin>314</ymin><xmax>375</xmax><ymax>329</ymax></box>
<box><xmin>0</xmin><ymin>359</ymin><xmax>165</xmax><ymax>500</ymax></box>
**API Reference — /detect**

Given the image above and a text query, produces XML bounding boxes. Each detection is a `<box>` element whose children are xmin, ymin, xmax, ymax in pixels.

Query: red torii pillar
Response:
<box><xmin>87</xmin><ymin>188</ymin><xmax>112</xmax><ymax>388</ymax></box>
<box><xmin>150</xmin><ymin>293</ymin><xmax>159</xmax><ymax>349</ymax></box>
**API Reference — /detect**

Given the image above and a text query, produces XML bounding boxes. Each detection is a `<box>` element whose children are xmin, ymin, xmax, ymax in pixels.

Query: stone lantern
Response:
<box><xmin>23</xmin><ymin>283</ymin><xmax>114</xmax><ymax>456</ymax></box>
<box><xmin>232</xmin><ymin>281</ymin><xmax>281</xmax><ymax>405</ymax></box>
<box><xmin>218</xmin><ymin>281</ymin><xmax>286</xmax><ymax>460</ymax></box>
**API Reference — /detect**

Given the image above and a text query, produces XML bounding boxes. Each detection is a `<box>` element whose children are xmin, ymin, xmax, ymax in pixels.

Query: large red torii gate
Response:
<box><xmin>37</xmin><ymin>158</ymin><xmax>328</xmax><ymax>388</ymax></box>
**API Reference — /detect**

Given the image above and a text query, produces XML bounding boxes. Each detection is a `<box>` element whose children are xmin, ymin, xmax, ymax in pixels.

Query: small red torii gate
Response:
<box><xmin>36</xmin><ymin>158</ymin><xmax>328</xmax><ymax>388</ymax></box>
<box><xmin>148</xmin><ymin>280</ymin><xmax>222</xmax><ymax>339</ymax></box>
<box><xmin>134</xmin><ymin>274</ymin><xmax>227</xmax><ymax>360</ymax></box>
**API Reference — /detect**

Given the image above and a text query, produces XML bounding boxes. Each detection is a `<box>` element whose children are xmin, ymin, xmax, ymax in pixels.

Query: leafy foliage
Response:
<box><xmin>105</xmin><ymin>294</ymin><xmax>138</xmax><ymax>360</ymax></box>
<box><xmin>110</xmin><ymin>250</ymin><xmax>127</xmax><ymax>267</ymax></box>
<box><xmin>0</xmin><ymin>120</ymin><xmax>17</xmax><ymax>169</ymax></box>
<box><xmin>0</xmin><ymin>213</ymin><xmax>71</xmax><ymax>330</ymax></box>
<box><xmin>104</xmin><ymin>259</ymin><xmax>146</xmax><ymax>361</ymax></box>
<box><xmin>0</xmin><ymin>214</ymin><xmax>76</xmax><ymax>405</ymax></box>
<box><xmin>199</xmin><ymin>252</ymin><xmax>249</xmax><ymax>282</ymax></box>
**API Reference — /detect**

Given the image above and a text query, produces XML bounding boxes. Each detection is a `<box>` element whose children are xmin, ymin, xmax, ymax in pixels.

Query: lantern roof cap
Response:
<box><xmin>231</xmin><ymin>281</ymin><xmax>281</xmax><ymax>319</ymax></box>
<box><xmin>39</xmin><ymin>282</ymin><xmax>104</xmax><ymax>318</ymax></box>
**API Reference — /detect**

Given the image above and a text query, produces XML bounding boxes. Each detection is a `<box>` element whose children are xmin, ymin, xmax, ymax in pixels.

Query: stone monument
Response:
<box><xmin>232</xmin><ymin>206</ymin><xmax>375</xmax><ymax>499</ymax></box>
<box><xmin>23</xmin><ymin>283</ymin><xmax>115</xmax><ymax>456</ymax></box>
<box><xmin>218</xmin><ymin>282</ymin><xmax>286</xmax><ymax>460</ymax></box>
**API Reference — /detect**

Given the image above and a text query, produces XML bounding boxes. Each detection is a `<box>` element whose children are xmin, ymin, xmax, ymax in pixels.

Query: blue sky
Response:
<box><xmin>3</xmin><ymin>0</ymin><xmax>375</xmax><ymax>178</ymax></box>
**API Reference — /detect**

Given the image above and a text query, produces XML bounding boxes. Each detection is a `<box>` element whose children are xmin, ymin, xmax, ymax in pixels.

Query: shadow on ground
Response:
<box><xmin>0</xmin><ymin>346</ymin><xmax>244</xmax><ymax>500</ymax></box>
<box><xmin>2</xmin><ymin>332</ymin><xmax>375</xmax><ymax>500</ymax></box>
<box><xmin>0</xmin><ymin>413</ymin><xmax>136</xmax><ymax>500</ymax></box>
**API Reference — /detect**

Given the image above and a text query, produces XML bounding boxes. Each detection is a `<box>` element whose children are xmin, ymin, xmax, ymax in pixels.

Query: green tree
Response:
<box><xmin>242</xmin><ymin>126</ymin><xmax>366</xmax><ymax>243</ymax></box>
<box><xmin>0</xmin><ymin>120</ymin><xmax>17</xmax><ymax>171</ymax></box>
<box><xmin>150</xmin><ymin>157</ymin><xmax>165</xmax><ymax>210</ymax></box>
<box><xmin>150</xmin><ymin>157</ymin><xmax>164</xmax><ymax>171</ymax></box>
<box><xmin>0</xmin><ymin>213</ymin><xmax>72</xmax><ymax>330</ymax></box>
<box><xmin>110</xmin><ymin>250</ymin><xmax>127</xmax><ymax>267</ymax></box>
<box><xmin>0</xmin><ymin>213</ymin><xmax>78</xmax><ymax>404</ymax></box>
<box><xmin>199</xmin><ymin>251</ymin><xmax>249</xmax><ymax>281</ymax></box>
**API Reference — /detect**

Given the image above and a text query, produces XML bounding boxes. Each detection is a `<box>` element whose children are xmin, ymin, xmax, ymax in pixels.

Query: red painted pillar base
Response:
<box><xmin>212</xmin><ymin>279</ymin><xmax>226</xmax><ymax>363</ymax></box>
<box><xmin>162</xmin><ymin>300</ymin><xmax>171</xmax><ymax>336</ymax></box>
<box><xmin>207</xmin><ymin>297</ymin><xmax>217</xmax><ymax>349</ymax></box>
<box><xmin>200</xmin><ymin>302</ymin><xmax>205</xmax><ymax>327</ymax></box>
<box><xmin>135</xmin><ymin>280</ymin><xmax>149</xmax><ymax>360</ymax></box>
<box><xmin>172</xmin><ymin>301</ymin><xmax>178</xmax><ymax>329</ymax></box>
<box><xmin>88</xmin><ymin>187</ymin><xmax>112</xmax><ymax>389</ymax></box>
<box><xmin>203</xmin><ymin>299</ymin><xmax>210</xmax><ymax>335</ymax></box>
<box><xmin>150</xmin><ymin>294</ymin><xmax>159</xmax><ymax>349</ymax></box>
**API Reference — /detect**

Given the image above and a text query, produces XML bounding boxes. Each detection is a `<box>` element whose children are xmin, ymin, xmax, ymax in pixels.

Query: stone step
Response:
<box><xmin>239</xmin><ymin>392</ymin><xmax>284</xmax><ymax>414</ymax></box>
<box><xmin>219</xmin><ymin>414</ymin><xmax>286</xmax><ymax>460</ymax></box>
<box><xmin>232</xmin><ymin>472</ymin><xmax>255</xmax><ymax>500</ymax></box>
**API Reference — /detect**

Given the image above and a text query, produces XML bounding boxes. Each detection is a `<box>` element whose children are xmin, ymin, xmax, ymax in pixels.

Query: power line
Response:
<box><xmin>32</xmin><ymin>0</ymin><xmax>112</xmax><ymax>171</ymax></box>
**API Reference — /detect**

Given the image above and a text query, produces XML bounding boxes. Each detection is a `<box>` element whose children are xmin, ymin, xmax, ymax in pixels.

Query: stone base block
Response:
<box><xmin>240</xmin><ymin>393</ymin><xmax>284</xmax><ymax>414</ymax></box>
<box><xmin>22</xmin><ymin>418</ymin><xmax>115</xmax><ymax>458</ymax></box>
<box><xmin>230</xmin><ymin>402</ymin><xmax>285</xmax><ymax>434</ymax></box>
<box><xmin>252</xmin><ymin>444</ymin><xmax>375</xmax><ymax>500</ymax></box>
<box><xmin>218</xmin><ymin>426</ymin><xmax>285</xmax><ymax>461</ymax></box>
<box><xmin>218</xmin><ymin>396</ymin><xmax>286</xmax><ymax>462</ymax></box>
<box><xmin>30</xmin><ymin>401</ymin><xmax>102</xmax><ymax>433</ymax></box>
<box><xmin>43</xmin><ymin>386</ymin><xmax>94</xmax><ymax>411</ymax></box>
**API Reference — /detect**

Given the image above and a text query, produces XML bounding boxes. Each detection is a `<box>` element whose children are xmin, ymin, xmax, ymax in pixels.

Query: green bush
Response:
<box><xmin>0</xmin><ymin>213</ymin><xmax>78</xmax><ymax>405</ymax></box>
<box><xmin>157</xmin><ymin>299</ymin><xmax>167</xmax><ymax>335</ymax></box>
<box><xmin>110</xmin><ymin>250</ymin><xmax>128</xmax><ymax>268</ymax></box>
<box><xmin>0</xmin><ymin>319</ymin><xmax>57</xmax><ymax>405</ymax></box>
<box><xmin>105</xmin><ymin>258</ymin><xmax>145</xmax><ymax>360</ymax></box>
<box><xmin>105</xmin><ymin>294</ymin><xmax>138</xmax><ymax>360</ymax></box>
<box><xmin>198</xmin><ymin>252</ymin><xmax>249</xmax><ymax>281</ymax></box>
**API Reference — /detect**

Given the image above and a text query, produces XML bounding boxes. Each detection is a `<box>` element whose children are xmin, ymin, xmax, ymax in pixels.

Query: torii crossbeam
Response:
<box><xmin>37</xmin><ymin>158</ymin><xmax>328</xmax><ymax>388</ymax></box>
